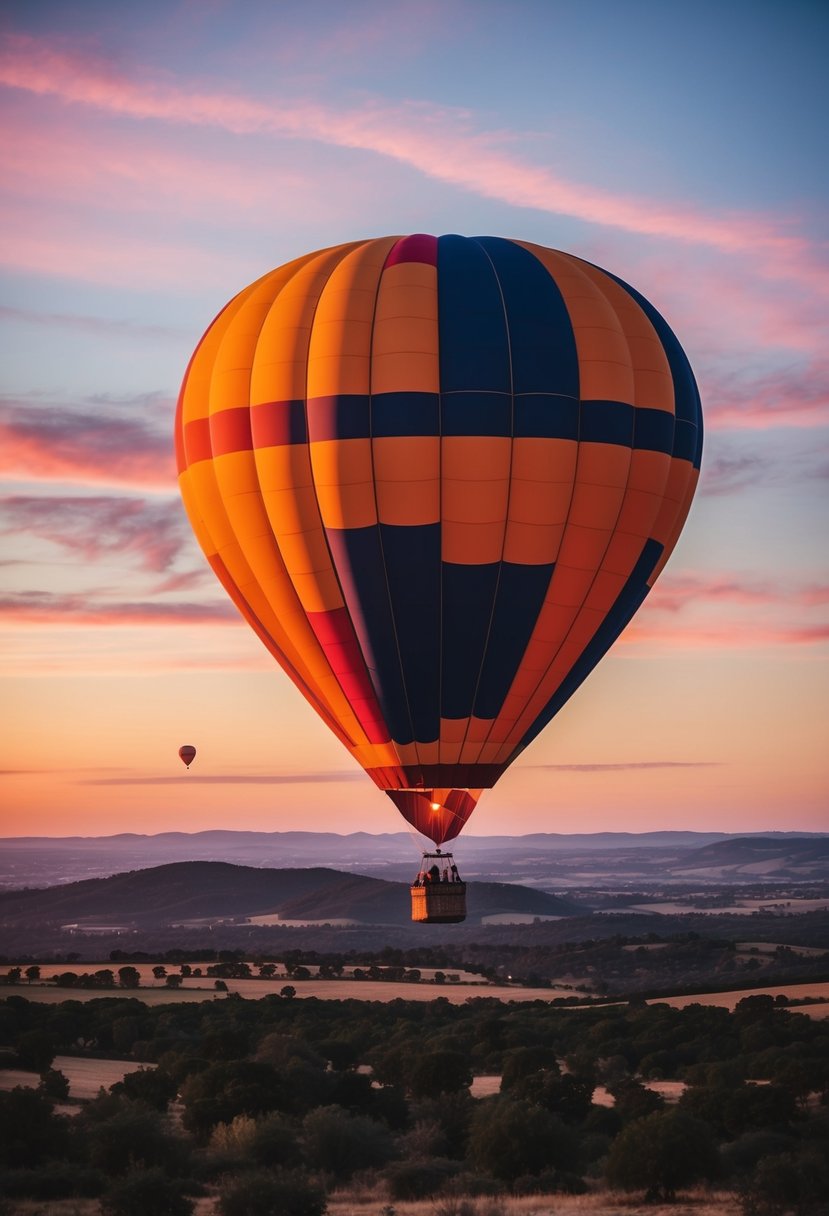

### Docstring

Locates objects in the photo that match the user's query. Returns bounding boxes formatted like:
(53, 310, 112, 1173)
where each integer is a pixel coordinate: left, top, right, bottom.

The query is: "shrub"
(101, 1168, 194, 1216)
(0, 1163, 106, 1199)
(384, 1156, 461, 1200)
(217, 1168, 326, 1216)
(84, 1101, 189, 1175)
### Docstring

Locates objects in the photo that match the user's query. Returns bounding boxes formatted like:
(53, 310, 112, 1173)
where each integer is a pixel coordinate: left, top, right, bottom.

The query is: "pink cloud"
(0, 112, 336, 221)
(0, 203, 250, 290)
(0, 396, 175, 489)
(701, 359, 829, 431)
(0, 591, 233, 626)
(1, 32, 824, 294)
(623, 622, 829, 649)
(0, 493, 190, 573)
(648, 574, 829, 614)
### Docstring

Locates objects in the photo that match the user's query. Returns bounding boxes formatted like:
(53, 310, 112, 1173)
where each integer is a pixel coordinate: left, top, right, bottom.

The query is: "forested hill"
(0, 861, 582, 928)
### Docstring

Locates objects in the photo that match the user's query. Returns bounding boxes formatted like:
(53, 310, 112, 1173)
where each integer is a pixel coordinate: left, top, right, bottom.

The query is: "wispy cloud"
(0, 493, 190, 572)
(0, 394, 175, 489)
(0, 304, 186, 342)
(527, 761, 721, 772)
(702, 358, 829, 431)
(648, 574, 829, 614)
(624, 622, 829, 649)
(699, 438, 828, 494)
(0, 591, 232, 626)
(81, 770, 364, 785)
(1, 32, 823, 292)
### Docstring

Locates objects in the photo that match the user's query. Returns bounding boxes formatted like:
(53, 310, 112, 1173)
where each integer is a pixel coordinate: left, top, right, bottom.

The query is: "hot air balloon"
(178, 745, 196, 770)
(175, 235, 702, 922)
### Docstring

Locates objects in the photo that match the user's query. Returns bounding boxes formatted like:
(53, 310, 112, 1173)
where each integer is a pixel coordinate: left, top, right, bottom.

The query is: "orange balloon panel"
(176, 235, 703, 844)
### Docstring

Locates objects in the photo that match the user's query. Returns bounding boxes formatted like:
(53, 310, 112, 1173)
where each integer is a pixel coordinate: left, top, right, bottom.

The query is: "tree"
(301, 1104, 395, 1181)
(101, 1168, 194, 1216)
(113, 1067, 178, 1111)
(165, 975, 183, 990)
(15, 1028, 56, 1073)
(0, 1086, 69, 1167)
(468, 1097, 578, 1184)
(406, 1049, 472, 1099)
(610, 1077, 665, 1124)
(39, 1067, 71, 1101)
(152, 966, 167, 983)
(117, 967, 141, 989)
(25, 965, 41, 984)
(605, 1108, 719, 1202)
(85, 1101, 188, 1175)
(179, 1060, 289, 1140)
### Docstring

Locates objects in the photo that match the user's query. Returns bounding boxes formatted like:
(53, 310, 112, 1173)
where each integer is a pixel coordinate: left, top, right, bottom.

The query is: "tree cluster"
(0, 989, 827, 1212)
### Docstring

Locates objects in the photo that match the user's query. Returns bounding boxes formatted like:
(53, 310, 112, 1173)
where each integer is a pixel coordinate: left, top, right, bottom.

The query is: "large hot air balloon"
(175, 235, 702, 863)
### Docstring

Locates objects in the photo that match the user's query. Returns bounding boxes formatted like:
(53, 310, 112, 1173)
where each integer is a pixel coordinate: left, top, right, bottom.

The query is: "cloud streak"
(0, 304, 186, 342)
(0, 493, 191, 573)
(526, 761, 721, 772)
(81, 771, 364, 785)
(0, 395, 175, 489)
(702, 358, 829, 432)
(648, 574, 829, 614)
(0, 591, 232, 627)
(1, 32, 823, 290)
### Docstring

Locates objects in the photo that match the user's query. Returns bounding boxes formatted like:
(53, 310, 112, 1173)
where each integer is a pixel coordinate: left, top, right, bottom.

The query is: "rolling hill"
(673, 836, 829, 879)
(0, 861, 582, 928)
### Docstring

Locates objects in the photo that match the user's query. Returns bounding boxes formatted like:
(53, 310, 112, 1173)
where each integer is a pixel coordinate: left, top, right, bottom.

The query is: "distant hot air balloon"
(175, 235, 702, 870)
(178, 745, 196, 770)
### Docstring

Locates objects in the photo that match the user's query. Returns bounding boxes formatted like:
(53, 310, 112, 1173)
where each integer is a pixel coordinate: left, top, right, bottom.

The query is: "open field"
(0, 1053, 153, 1100)
(629, 897, 829, 915)
(21, 961, 489, 984)
(2, 962, 571, 1005)
(326, 1193, 742, 1216)
(645, 980, 829, 1017)
(5, 973, 829, 1014)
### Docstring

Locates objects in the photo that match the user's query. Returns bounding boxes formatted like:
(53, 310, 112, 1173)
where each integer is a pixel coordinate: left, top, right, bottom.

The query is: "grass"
(326, 1189, 743, 1216)
(0, 1195, 744, 1216)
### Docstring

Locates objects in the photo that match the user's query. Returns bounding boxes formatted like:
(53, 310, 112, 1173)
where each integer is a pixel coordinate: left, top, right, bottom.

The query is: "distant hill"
(0, 861, 582, 928)
(674, 836, 829, 879)
(3, 828, 826, 891)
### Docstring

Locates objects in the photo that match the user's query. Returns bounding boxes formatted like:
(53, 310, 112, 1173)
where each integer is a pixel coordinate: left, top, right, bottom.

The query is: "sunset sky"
(1, 0, 827, 842)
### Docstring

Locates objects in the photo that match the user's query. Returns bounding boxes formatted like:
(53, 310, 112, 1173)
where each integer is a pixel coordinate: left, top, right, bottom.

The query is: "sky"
(1, 0, 827, 842)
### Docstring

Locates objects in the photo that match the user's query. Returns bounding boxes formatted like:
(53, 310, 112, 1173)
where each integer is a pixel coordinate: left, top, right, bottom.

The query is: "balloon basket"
(410, 850, 466, 924)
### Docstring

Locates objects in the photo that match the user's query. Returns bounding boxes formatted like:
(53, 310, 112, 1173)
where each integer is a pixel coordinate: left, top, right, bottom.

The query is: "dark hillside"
(0, 861, 581, 928)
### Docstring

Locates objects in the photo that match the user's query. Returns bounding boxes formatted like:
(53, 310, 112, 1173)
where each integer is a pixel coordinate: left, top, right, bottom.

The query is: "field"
(6, 970, 829, 1014)
(4, 960, 572, 1005)
(0, 1053, 150, 1102)
(0, 1191, 745, 1216)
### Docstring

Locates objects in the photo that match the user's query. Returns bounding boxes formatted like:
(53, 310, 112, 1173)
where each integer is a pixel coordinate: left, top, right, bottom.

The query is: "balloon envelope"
(178, 745, 196, 769)
(175, 235, 702, 843)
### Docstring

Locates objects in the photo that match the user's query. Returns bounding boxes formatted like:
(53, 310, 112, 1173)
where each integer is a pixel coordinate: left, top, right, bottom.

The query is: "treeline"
(3, 927, 828, 1000)
(1, 989, 829, 1213)
(3, 905, 828, 962)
